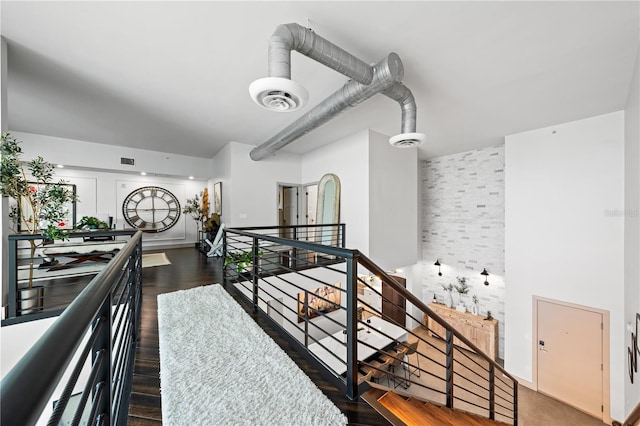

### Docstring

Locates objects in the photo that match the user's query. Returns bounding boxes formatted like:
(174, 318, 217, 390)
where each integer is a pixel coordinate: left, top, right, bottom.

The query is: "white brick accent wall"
(421, 145, 505, 359)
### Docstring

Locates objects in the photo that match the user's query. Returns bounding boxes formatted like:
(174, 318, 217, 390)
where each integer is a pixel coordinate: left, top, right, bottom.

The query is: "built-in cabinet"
(424, 303, 499, 361)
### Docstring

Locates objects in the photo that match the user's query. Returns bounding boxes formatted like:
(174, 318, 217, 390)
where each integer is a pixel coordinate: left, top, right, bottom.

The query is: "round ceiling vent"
(249, 77, 309, 112)
(389, 132, 426, 148)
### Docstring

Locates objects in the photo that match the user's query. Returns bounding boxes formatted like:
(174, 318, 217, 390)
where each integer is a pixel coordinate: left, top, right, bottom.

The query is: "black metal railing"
(224, 225, 518, 424)
(5, 230, 137, 324)
(0, 231, 143, 426)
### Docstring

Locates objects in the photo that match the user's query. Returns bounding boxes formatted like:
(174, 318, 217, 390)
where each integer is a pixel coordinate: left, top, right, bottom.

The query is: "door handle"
(539, 340, 547, 352)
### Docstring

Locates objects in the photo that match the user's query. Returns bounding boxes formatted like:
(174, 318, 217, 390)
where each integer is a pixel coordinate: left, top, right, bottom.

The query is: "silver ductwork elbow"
(383, 83, 426, 148)
(249, 23, 374, 112)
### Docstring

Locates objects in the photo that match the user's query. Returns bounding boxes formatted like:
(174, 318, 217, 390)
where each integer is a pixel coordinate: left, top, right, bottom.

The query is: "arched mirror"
(316, 173, 341, 246)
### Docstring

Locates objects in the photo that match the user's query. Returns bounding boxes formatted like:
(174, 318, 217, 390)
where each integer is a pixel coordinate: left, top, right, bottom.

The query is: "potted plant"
(441, 283, 454, 308)
(183, 191, 204, 246)
(75, 215, 109, 231)
(1, 133, 77, 313)
(224, 249, 263, 276)
(454, 276, 470, 312)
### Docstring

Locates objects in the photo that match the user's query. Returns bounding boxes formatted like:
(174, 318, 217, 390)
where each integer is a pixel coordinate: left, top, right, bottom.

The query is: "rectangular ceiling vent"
(120, 157, 135, 166)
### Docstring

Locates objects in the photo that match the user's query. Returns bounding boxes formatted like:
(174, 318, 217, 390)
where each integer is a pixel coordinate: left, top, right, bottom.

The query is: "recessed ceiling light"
(188, 176, 194, 180)
(57, 164, 64, 168)
(140, 172, 147, 176)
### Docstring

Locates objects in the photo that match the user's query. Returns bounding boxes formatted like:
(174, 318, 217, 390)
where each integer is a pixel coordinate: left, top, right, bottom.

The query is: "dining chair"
(381, 346, 409, 389)
(360, 359, 391, 387)
(402, 340, 421, 378)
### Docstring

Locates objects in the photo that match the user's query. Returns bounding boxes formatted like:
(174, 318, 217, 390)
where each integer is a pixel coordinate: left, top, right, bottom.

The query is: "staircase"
(364, 388, 508, 426)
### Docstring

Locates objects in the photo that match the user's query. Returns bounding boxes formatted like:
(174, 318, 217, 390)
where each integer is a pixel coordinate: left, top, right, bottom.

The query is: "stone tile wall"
(421, 145, 505, 358)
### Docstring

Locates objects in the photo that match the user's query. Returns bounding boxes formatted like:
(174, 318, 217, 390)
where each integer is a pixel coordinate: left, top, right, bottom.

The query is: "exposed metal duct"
(268, 23, 373, 85)
(249, 23, 425, 160)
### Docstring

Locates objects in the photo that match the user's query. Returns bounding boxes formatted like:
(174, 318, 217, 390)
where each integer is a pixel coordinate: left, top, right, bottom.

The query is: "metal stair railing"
(0, 231, 143, 426)
(224, 225, 518, 425)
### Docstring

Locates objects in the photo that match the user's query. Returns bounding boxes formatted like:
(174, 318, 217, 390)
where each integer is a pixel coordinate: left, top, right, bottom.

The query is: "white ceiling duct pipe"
(249, 23, 374, 112)
(250, 53, 403, 161)
(383, 83, 427, 148)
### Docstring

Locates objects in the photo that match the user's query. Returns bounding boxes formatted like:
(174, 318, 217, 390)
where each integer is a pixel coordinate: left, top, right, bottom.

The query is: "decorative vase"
(471, 303, 478, 316)
(19, 286, 44, 315)
(456, 303, 466, 313)
(445, 291, 453, 308)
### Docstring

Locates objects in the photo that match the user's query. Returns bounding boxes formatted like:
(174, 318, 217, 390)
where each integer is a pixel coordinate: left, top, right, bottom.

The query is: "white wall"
(302, 129, 370, 253)
(301, 129, 419, 270)
(3, 132, 209, 248)
(421, 145, 506, 358)
(505, 111, 625, 419)
(12, 132, 212, 179)
(210, 142, 232, 225)
(624, 45, 640, 417)
(223, 142, 301, 228)
(369, 130, 419, 270)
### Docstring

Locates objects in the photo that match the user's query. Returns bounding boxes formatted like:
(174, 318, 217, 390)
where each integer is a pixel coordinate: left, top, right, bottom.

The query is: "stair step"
(378, 391, 509, 426)
(420, 402, 458, 426)
(378, 392, 442, 426)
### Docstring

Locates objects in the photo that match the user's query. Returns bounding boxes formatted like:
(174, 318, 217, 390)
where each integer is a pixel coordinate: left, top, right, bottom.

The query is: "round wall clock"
(122, 186, 181, 232)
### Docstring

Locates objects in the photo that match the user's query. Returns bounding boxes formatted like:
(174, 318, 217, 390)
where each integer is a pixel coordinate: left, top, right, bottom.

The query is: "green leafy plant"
(75, 216, 109, 230)
(1, 133, 77, 287)
(454, 276, 469, 295)
(183, 191, 205, 233)
(224, 250, 263, 274)
(441, 283, 453, 292)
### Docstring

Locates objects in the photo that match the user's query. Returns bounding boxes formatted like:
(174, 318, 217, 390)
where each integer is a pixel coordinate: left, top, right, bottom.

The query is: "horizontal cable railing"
(224, 225, 518, 424)
(0, 231, 143, 426)
(5, 230, 137, 324)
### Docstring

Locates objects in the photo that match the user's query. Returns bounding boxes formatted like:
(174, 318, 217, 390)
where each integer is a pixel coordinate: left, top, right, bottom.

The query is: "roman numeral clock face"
(122, 186, 181, 232)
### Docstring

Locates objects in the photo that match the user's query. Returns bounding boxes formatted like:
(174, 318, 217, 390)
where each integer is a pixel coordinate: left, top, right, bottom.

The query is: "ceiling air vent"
(121, 157, 135, 166)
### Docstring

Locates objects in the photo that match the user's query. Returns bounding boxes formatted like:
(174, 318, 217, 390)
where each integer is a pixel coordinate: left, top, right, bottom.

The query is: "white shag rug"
(141, 252, 171, 268)
(157, 284, 348, 426)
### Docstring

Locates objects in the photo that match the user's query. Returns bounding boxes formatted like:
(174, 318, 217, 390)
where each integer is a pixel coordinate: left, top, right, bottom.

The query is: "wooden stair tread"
(378, 392, 442, 426)
(377, 392, 508, 426)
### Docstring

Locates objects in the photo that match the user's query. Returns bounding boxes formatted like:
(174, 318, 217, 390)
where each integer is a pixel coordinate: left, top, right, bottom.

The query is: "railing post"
(252, 237, 259, 312)
(513, 380, 518, 426)
(445, 329, 454, 408)
(222, 231, 228, 283)
(345, 254, 359, 400)
(8, 237, 17, 318)
(93, 297, 112, 423)
(489, 363, 495, 420)
(341, 224, 346, 248)
(291, 227, 298, 269)
(303, 292, 309, 347)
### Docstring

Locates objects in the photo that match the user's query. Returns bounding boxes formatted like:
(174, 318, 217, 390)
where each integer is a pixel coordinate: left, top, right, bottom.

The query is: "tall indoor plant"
(183, 190, 205, 239)
(1, 133, 77, 289)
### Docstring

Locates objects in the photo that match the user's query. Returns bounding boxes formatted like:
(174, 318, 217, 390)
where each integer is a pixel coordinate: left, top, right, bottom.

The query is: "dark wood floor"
(127, 247, 389, 426)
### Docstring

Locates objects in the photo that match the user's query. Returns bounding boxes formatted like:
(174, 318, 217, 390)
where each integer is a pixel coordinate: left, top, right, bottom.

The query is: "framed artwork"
(17, 183, 76, 231)
(213, 182, 222, 216)
(297, 283, 341, 323)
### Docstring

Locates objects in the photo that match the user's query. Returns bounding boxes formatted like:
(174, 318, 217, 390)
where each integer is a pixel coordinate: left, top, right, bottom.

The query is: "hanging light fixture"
(481, 268, 490, 286)
(434, 260, 442, 276)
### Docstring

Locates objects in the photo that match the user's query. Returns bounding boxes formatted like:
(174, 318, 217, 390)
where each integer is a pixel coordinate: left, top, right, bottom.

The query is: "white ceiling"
(1, 1, 638, 160)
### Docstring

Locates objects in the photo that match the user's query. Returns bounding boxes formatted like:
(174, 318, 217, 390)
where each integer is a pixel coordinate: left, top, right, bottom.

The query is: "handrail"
(0, 231, 143, 426)
(6, 229, 139, 323)
(357, 252, 518, 384)
(224, 225, 518, 424)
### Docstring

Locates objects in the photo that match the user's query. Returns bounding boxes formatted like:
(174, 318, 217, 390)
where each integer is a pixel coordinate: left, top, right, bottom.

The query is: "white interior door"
(537, 299, 603, 419)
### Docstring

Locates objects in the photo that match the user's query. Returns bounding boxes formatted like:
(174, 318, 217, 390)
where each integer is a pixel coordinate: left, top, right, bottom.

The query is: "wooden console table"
(424, 303, 499, 361)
